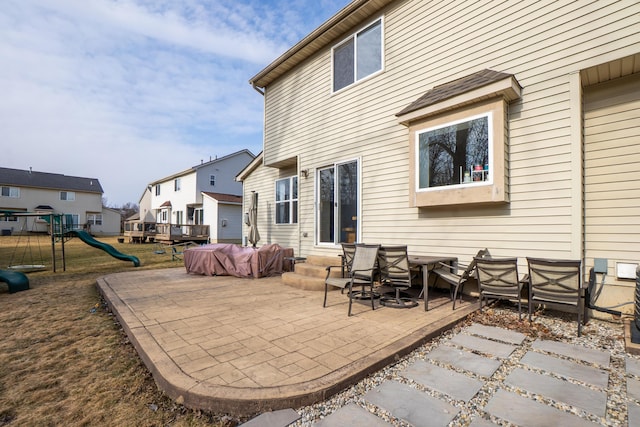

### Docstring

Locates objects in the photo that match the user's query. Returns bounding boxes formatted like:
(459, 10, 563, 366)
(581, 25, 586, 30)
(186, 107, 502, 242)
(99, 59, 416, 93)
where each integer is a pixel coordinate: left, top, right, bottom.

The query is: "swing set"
(3, 212, 69, 273)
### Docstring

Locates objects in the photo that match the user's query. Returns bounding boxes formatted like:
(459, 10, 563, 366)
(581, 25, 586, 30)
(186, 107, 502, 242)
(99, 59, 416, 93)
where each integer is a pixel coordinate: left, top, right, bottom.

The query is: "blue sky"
(0, 0, 347, 206)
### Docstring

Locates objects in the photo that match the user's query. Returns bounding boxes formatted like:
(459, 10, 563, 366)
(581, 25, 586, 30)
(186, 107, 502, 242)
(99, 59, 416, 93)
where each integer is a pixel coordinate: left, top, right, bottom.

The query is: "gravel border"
(292, 303, 633, 426)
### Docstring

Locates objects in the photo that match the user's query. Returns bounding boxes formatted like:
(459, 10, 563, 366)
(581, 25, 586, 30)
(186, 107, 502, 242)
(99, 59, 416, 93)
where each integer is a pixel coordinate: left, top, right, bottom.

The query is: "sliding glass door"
(317, 160, 359, 245)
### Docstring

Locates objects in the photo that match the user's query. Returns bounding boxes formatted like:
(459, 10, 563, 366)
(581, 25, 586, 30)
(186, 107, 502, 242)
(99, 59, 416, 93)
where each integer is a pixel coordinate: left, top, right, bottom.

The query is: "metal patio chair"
(476, 257, 523, 319)
(377, 246, 419, 309)
(527, 257, 584, 336)
(324, 244, 380, 316)
(432, 248, 491, 309)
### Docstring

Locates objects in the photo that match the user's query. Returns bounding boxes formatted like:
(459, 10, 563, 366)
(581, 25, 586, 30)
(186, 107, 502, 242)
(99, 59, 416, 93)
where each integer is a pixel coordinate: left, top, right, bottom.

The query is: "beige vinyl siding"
(259, 0, 640, 267)
(241, 163, 302, 253)
(584, 73, 640, 312)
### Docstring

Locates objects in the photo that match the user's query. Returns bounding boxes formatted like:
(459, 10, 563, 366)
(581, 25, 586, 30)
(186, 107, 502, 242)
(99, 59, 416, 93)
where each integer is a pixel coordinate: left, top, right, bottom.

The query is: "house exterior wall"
(149, 151, 254, 235)
(138, 187, 152, 222)
(195, 154, 252, 198)
(90, 207, 121, 236)
(241, 162, 299, 250)
(583, 72, 640, 310)
(247, 0, 640, 313)
(0, 186, 105, 233)
(202, 195, 243, 243)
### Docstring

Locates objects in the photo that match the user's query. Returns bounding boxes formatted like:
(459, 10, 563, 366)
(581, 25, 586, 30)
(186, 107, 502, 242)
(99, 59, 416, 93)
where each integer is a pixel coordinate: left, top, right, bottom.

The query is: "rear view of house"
(0, 167, 119, 236)
(135, 149, 255, 244)
(239, 0, 640, 314)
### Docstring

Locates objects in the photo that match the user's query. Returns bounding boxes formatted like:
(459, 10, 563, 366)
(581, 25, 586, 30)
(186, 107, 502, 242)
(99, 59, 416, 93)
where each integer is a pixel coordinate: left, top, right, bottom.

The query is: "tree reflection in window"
(418, 114, 490, 188)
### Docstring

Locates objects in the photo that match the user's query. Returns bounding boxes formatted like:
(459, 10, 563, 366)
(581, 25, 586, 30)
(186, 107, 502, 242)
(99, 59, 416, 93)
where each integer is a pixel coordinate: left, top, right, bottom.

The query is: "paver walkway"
(316, 323, 640, 426)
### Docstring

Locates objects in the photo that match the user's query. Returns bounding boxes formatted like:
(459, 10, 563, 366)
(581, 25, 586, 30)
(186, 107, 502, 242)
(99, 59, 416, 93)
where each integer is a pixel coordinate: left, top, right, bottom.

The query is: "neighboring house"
(0, 166, 120, 236)
(239, 0, 640, 313)
(145, 149, 255, 243)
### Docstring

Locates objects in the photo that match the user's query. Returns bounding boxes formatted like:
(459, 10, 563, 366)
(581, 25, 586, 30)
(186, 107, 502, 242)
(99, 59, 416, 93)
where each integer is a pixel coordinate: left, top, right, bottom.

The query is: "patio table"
(408, 255, 458, 311)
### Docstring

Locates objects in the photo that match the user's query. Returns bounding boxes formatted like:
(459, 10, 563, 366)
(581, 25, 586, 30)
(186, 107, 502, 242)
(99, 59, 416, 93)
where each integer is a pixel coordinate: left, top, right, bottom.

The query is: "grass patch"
(0, 235, 239, 426)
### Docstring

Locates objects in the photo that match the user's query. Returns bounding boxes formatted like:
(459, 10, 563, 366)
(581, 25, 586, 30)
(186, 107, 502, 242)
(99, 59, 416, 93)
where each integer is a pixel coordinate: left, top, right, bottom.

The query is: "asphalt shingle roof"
(397, 69, 515, 116)
(0, 167, 104, 193)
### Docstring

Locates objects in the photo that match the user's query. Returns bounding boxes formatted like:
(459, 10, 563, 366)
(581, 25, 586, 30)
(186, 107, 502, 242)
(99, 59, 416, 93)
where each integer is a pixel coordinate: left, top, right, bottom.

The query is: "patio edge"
(96, 273, 476, 416)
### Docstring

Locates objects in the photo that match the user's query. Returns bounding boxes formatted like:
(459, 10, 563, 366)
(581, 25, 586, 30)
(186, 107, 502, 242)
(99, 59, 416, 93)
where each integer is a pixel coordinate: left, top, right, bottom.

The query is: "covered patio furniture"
(183, 243, 292, 278)
(526, 257, 584, 336)
(475, 257, 523, 319)
(377, 246, 418, 309)
(324, 244, 380, 316)
(432, 248, 491, 309)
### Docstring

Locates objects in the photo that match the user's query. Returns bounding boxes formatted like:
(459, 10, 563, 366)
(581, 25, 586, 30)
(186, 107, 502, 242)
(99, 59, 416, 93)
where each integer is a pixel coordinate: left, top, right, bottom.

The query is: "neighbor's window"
(275, 176, 298, 224)
(87, 213, 102, 225)
(60, 191, 75, 201)
(332, 18, 383, 92)
(417, 113, 492, 190)
(174, 178, 181, 191)
(155, 185, 160, 196)
(209, 175, 216, 186)
(175, 210, 183, 225)
(161, 210, 168, 222)
(1, 186, 20, 198)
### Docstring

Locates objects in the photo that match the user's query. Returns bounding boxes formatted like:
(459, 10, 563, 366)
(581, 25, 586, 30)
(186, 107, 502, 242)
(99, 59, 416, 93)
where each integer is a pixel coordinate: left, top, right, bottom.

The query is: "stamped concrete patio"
(96, 268, 475, 416)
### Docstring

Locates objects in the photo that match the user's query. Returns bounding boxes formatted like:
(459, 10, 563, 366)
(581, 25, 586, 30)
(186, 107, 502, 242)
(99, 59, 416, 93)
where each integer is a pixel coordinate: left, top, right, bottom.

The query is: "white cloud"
(0, 0, 346, 206)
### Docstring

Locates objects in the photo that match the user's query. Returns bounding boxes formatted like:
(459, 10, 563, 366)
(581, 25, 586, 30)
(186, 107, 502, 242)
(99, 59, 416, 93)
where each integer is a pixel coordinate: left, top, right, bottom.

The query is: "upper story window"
(210, 175, 216, 186)
(275, 176, 298, 224)
(332, 18, 383, 92)
(174, 178, 181, 191)
(155, 185, 160, 196)
(417, 113, 492, 189)
(1, 186, 20, 198)
(60, 191, 75, 201)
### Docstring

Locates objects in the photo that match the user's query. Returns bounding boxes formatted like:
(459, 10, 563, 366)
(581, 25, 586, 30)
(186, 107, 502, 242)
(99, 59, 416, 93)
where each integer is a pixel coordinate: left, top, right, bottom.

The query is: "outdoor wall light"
(300, 169, 309, 178)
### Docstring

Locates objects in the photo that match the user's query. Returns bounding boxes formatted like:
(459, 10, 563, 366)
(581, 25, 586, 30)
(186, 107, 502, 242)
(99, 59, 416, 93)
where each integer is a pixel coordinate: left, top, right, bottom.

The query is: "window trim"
(408, 98, 508, 207)
(174, 178, 181, 192)
(87, 213, 103, 225)
(331, 17, 384, 94)
(60, 191, 76, 201)
(274, 176, 298, 225)
(415, 111, 494, 192)
(1, 186, 20, 198)
(209, 175, 216, 186)
(155, 185, 160, 196)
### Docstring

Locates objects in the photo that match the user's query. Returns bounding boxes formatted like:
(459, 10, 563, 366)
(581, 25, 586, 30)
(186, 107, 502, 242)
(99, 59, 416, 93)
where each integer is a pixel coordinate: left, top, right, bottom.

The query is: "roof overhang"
(397, 70, 522, 126)
(249, 0, 395, 89)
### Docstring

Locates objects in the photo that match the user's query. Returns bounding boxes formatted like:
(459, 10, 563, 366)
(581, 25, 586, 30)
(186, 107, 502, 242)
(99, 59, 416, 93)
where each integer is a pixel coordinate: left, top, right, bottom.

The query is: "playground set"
(0, 211, 139, 293)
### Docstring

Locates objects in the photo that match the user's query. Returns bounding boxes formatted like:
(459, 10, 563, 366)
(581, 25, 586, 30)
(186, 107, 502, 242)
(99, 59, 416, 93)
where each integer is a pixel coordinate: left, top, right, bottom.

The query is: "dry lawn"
(0, 235, 238, 426)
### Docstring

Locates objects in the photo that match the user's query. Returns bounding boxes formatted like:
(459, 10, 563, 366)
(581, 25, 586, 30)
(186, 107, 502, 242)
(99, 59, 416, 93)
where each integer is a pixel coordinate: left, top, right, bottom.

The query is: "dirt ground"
(0, 235, 240, 426)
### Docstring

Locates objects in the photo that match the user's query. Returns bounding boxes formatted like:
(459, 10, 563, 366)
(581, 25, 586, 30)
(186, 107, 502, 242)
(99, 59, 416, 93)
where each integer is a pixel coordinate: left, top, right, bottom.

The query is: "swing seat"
(0, 269, 30, 293)
(7, 264, 46, 273)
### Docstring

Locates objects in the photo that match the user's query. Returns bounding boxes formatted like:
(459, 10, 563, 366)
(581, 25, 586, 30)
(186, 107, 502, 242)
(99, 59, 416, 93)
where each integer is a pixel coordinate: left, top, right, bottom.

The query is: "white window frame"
(87, 213, 103, 225)
(331, 17, 384, 93)
(315, 158, 361, 246)
(60, 191, 76, 201)
(155, 185, 160, 196)
(209, 175, 216, 186)
(174, 178, 181, 191)
(1, 186, 20, 198)
(415, 112, 494, 192)
(275, 176, 298, 225)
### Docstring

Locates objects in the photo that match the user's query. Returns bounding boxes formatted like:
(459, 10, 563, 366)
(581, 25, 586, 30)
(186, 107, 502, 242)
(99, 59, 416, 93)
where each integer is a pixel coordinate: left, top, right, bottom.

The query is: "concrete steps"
(282, 254, 344, 291)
